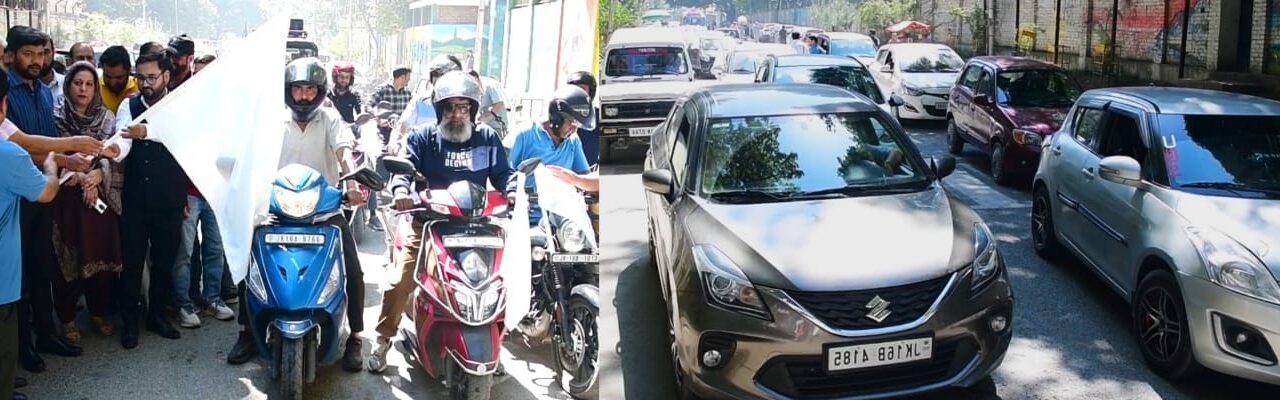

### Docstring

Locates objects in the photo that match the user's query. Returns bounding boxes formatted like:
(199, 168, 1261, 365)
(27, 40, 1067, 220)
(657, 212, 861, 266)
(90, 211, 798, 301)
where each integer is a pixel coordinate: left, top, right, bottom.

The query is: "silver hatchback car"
(1033, 87, 1280, 385)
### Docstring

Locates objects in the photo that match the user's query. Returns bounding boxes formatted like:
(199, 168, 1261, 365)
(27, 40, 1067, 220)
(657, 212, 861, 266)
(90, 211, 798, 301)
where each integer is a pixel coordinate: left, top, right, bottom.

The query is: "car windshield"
(774, 66, 885, 104)
(996, 70, 1080, 107)
(727, 53, 762, 73)
(1156, 114, 1280, 198)
(605, 47, 689, 77)
(898, 48, 964, 73)
(829, 39, 877, 57)
(699, 113, 929, 201)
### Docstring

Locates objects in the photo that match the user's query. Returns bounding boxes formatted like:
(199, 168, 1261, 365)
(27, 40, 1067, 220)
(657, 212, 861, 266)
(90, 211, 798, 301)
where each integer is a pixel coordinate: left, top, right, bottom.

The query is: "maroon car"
(946, 56, 1081, 185)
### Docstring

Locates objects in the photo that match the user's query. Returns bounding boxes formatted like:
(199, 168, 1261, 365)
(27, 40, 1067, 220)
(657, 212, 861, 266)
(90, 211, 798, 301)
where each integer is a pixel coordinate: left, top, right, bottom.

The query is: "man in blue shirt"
(0, 70, 62, 400)
(5, 26, 84, 372)
(507, 85, 595, 225)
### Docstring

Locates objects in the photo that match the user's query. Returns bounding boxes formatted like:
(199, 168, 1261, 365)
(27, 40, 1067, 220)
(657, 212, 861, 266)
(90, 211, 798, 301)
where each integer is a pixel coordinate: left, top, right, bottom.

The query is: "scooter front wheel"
(447, 361, 493, 400)
(278, 337, 305, 400)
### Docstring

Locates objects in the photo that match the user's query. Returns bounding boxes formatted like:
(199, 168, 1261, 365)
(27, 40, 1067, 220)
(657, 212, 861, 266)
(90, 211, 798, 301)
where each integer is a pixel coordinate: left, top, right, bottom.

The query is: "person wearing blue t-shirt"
(507, 85, 598, 224)
(0, 73, 63, 400)
(565, 71, 600, 166)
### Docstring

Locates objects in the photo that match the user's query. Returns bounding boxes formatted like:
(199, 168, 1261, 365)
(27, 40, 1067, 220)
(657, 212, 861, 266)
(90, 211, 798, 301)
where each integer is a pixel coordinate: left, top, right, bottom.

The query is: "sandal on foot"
(62, 322, 81, 344)
(91, 317, 114, 336)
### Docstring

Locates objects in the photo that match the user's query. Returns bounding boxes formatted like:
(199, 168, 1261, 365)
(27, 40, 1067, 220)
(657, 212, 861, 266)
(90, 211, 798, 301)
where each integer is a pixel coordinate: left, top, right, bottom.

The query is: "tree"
(853, 0, 917, 32)
(811, 0, 858, 31)
(362, 0, 409, 70)
(600, 0, 642, 58)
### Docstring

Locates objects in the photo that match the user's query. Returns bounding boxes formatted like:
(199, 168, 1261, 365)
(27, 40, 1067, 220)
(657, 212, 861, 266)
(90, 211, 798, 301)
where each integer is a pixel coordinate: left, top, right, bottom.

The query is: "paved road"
(20, 230, 569, 400)
(599, 121, 1280, 400)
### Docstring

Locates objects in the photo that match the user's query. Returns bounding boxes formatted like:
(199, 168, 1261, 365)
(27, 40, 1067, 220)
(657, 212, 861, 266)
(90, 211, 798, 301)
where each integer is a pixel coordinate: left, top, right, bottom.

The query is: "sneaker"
(178, 307, 202, 328)
(366, 336, 392, 373)
(206, 301, 235, 321)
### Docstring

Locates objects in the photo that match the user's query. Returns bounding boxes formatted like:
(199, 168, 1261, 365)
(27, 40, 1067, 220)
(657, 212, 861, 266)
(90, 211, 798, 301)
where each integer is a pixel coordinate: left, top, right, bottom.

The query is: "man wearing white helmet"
(367, 70, 516, 373)
(389, 54, 462, 154)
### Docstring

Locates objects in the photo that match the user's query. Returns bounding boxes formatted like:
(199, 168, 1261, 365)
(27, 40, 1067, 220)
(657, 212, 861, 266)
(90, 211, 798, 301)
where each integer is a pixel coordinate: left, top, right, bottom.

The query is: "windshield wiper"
(794, 182, 926, 198)
(1181, 181, 1280, 197)
(706, 189, 797, 202)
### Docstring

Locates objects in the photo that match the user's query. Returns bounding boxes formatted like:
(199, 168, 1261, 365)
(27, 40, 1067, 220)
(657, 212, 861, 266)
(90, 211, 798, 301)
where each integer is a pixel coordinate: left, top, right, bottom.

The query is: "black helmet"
(428, 54, 462, 84)
(566, 71, 597, 100)
(285, 57, 328, 121)
(431, 70, 482, 123)
(547, 85, 596, 131)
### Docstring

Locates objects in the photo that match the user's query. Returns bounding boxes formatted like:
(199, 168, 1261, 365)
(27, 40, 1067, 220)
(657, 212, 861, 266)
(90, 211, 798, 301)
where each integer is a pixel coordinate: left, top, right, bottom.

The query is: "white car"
(823, 32, 879, 66)
(868, 43, 965, 120)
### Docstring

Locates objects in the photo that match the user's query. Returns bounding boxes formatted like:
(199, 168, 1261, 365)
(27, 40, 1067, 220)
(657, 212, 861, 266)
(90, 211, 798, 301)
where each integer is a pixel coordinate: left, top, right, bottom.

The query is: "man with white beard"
(367, 70, 516, 373)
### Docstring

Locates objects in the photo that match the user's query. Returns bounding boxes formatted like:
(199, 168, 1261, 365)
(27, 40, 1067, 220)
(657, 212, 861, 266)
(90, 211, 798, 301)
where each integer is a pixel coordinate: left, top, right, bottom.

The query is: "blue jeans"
(173, 195, 225, 308)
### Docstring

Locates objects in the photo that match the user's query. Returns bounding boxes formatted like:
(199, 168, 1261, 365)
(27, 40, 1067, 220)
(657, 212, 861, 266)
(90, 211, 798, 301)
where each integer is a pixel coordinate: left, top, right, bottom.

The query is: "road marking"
(943, 164, 1030, 210)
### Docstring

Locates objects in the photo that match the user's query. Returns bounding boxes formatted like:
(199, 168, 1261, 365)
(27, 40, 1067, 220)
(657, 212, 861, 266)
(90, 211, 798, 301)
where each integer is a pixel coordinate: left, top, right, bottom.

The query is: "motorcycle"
(245, 162, 384, 400)
(517, 159, 599, 399)
(379, 156, 539, 400)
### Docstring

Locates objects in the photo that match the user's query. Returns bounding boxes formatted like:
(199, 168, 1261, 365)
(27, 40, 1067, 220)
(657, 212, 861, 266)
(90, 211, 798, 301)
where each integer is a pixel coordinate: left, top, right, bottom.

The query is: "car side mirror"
(1098, 156, 1142, 187)
(382, 156, 416, 176)
(881, 65, 893, 73)
(889, 94, 905, 107)
(973, 94, 992, 106)
(931, 155, 956, 179)
(642, 169, 674, 195)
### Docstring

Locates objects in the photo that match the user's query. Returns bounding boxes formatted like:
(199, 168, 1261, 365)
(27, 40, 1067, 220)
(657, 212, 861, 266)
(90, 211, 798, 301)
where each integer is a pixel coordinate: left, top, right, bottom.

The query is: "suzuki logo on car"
(865, 296, 892, 323)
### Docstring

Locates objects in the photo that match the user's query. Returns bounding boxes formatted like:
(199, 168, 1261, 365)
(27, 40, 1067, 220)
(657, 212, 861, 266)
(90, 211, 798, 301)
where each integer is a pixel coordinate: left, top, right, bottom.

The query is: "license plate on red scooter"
(443, 236, 504, 248)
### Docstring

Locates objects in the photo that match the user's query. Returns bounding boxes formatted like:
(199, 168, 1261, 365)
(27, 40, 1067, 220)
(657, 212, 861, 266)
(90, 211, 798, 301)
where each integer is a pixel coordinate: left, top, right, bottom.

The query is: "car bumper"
(1180, 273, 1280, 385)
(600, 121, 660, 148)
(676, 267, 1014, 399)
(1002, 141, 1043, 176)
(897, 93, 949, 120)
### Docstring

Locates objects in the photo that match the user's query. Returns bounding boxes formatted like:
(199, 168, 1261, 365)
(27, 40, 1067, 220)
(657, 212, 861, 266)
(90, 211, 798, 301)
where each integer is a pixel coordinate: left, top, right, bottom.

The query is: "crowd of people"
(0, 23, 601, 400)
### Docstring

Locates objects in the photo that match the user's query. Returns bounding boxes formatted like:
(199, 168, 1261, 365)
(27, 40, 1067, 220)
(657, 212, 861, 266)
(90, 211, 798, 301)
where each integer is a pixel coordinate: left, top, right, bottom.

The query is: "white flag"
(134, 15, 289, 282)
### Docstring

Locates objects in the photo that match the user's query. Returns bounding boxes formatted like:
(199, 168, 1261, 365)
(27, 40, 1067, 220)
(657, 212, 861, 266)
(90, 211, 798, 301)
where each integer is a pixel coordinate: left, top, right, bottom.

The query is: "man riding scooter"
(367, 70, 518, 373)
(226, 57, 369, 372)
(506, 85, 597, 226)
(389, 54, 463, 155)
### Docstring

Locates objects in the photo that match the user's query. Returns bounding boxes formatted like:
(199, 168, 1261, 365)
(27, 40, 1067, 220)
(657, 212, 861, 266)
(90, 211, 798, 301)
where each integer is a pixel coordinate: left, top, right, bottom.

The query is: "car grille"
(604, 101, 675, 120)
(755, 337, 976, 399)
(785, 274, 951, 330)
(923, 104, 948, 116)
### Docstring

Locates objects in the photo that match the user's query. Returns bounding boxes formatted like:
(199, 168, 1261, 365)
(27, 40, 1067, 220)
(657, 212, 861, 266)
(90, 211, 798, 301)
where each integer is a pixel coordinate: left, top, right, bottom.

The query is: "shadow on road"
(612, 248, 680, 399)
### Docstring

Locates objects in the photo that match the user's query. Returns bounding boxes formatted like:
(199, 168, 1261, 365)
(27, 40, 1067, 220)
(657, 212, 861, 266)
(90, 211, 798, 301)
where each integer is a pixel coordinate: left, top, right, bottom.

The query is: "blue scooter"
(244, 163, 384, 400)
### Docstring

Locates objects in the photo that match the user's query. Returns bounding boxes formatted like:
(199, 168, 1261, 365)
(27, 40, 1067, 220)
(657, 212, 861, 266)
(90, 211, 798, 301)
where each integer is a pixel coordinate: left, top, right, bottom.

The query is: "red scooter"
(379, 156, 536, 400)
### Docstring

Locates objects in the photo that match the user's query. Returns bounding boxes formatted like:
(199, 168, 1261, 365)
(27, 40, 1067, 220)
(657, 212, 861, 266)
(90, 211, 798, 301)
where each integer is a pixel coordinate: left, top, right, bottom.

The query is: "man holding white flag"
(108, 52, 187, 349)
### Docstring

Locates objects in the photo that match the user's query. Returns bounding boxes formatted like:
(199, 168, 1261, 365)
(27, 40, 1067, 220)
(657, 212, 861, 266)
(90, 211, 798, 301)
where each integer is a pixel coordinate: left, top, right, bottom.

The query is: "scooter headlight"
(450, 281, 503, 325)
(557, 220, 588, 253)
(460, 250, 490, 284)
(248, 257, 269, 302)
(273, 186, 321, 218)
(317, 262, 343, 305)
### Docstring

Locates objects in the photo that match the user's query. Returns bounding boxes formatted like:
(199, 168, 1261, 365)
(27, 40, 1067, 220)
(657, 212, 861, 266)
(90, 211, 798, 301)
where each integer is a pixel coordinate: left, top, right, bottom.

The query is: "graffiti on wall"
(1087, 0, 1210, 66)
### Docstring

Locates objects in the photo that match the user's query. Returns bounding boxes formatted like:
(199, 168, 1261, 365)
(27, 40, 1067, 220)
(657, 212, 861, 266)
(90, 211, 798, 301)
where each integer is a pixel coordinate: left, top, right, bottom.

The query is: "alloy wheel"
(1139, 286, 1183, 363)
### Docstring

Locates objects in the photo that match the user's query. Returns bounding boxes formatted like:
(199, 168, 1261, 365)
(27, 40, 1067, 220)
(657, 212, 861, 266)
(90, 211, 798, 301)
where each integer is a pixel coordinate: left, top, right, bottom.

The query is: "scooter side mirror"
(340, 166, 386, 191)
(383, 156, 416, 176)
(517, 157, 542, 174)
(377, 100, 393, 110)
(354, 113, 374, 125)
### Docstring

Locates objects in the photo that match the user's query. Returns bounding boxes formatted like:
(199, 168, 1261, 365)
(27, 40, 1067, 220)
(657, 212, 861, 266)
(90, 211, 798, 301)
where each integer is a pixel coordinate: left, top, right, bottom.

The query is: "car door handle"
(1081, 167, 1095, 178)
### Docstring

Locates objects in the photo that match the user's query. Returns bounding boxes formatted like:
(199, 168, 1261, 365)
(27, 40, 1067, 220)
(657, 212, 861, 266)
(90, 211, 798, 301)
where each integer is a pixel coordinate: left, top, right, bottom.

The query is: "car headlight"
(972, 222, 1001, 290)
(1012, 129, 1043, 146)
(1186, 226, 1280, 305)
(248, 257, 269, 302)
(692, 244, 771, 320)
(604, 106, 619, 117)
(273, 186, 321, 218)
(557, 220, 588, 253)
(460, 250, 491, 285)
(317, 262, 343, 305)
(901, 83, 925, 97)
